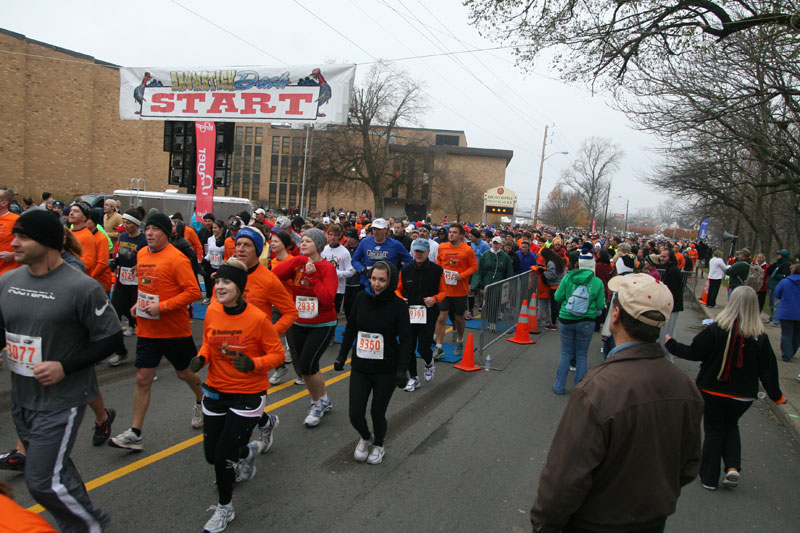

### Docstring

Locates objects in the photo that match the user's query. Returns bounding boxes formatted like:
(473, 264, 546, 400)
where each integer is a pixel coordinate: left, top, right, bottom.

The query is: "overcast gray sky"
(1, 0, 661, 216)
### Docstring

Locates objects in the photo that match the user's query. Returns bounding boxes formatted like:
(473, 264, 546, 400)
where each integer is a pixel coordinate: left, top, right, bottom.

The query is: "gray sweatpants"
(12, 403, 109, 533)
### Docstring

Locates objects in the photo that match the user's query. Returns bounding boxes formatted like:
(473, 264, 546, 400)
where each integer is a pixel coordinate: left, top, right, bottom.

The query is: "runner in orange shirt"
(87, 212, 112, 292)
(0, 188, 21, 278)
(189, 258, 285, 533)
(223, 219, 242, 261)
(435, 224, 478, 357)
(67, 202, 97, 274)
(108, 213, 203, 451)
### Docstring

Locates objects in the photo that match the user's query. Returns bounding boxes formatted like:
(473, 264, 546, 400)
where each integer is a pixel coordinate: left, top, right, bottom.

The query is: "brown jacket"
(531, 343, 703, 532)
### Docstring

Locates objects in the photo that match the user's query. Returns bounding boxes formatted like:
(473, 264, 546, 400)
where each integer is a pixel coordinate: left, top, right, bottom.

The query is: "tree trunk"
(372, 189, 385, 218)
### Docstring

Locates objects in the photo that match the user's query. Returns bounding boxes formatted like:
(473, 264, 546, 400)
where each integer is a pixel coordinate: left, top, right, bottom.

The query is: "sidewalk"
(693, 277, 800, 444)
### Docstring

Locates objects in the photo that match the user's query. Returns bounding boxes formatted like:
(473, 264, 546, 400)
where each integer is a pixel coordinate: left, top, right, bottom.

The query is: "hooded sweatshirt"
(337, 262, 412, 376)
(351, 236, 413, 286)
(774, 274, 800, 320)
(553, 268, 605, 322)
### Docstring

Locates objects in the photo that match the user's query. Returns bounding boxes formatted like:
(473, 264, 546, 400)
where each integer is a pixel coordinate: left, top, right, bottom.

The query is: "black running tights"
(348, 370, 396, 447)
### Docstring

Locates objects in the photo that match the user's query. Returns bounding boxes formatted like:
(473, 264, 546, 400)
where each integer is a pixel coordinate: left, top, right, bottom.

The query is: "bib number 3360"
(356, 332, 384, 360)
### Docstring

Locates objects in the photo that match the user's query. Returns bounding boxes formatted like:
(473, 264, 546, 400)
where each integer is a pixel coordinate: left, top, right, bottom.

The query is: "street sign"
(484, 186, 516, 216)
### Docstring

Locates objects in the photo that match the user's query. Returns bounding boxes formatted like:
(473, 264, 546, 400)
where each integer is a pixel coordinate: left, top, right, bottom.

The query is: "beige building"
(2, 29, 512, 221)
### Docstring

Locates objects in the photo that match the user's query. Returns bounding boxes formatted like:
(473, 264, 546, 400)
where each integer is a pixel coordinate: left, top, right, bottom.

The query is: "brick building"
(2, 29, 512, 221)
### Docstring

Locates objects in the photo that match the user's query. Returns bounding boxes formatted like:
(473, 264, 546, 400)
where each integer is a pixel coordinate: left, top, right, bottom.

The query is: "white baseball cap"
(371, 218, 389, 229)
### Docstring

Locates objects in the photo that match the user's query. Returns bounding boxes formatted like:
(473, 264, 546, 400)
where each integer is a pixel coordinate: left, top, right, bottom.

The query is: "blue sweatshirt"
(516, 250, 537, 275)
(774, 274, 800, 320)
(470, 239, 490, 261)
(351, 236, 413, 286)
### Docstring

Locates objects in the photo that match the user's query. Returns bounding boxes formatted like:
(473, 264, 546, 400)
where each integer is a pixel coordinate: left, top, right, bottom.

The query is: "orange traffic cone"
(454, 333, 480, 372)
(527, 298, 540, 336)
(698, 278, 710, 305)
(508, 300, 535, 345)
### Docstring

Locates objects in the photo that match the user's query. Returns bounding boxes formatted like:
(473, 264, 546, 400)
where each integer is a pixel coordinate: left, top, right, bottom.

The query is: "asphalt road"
(2, 307, 799, 532)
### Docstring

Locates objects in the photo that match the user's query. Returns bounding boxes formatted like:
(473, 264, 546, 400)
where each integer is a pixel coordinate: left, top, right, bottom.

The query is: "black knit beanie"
(13, 210, 64, 251)
(145, 213, 172, 237)
(216, 262, 248, 295)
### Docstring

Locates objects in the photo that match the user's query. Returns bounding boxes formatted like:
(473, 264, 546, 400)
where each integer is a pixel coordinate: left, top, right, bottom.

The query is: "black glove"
(395, 373, 407, 389)
(107, 258, 116, 270)
(333, 356, 346, 371)
(189, 356, 206, 373)
(231, 354, 255, 373)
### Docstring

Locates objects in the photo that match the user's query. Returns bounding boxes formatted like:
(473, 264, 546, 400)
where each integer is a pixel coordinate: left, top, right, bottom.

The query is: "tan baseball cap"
(608, 273, 673, 327)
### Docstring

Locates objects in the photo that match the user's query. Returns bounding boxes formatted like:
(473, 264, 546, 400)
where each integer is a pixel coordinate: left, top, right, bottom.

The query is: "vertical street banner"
(119, 65, 356, 124)
(591, 219, 596, 234)
(698, 217, 710, 240)
(195, 122, 215, 220)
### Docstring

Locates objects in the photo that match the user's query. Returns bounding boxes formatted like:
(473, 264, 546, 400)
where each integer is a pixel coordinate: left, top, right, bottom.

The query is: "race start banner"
(195, 122, 216, 220)
(120, 64, 356, 124)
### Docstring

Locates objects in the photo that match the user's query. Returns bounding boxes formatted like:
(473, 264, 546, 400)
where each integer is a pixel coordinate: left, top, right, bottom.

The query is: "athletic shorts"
(438, 296, 468, 316)
(136, 336, 197, 370)
(201, 385, 267, 418)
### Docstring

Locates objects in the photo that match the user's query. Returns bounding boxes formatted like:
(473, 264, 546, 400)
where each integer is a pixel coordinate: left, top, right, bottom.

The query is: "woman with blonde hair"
(665, 286, 785, 490)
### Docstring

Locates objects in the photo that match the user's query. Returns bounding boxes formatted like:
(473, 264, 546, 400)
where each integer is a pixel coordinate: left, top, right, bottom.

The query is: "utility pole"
(532, 125, 548, 229)
(623, 199, 629, 235)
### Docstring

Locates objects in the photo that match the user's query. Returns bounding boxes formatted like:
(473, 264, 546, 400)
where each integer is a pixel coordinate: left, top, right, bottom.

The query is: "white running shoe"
(319, 394, 332, 413)
(255, 414, 279, 453)
(108, 428, 143, 451)
(192, 403, 203, 429)
(304, 401, 324, 427)
(269, 365, 289, 385)
(723, 469, 740, 488)
(424, 361, 435, 382)
(122, 326, 134, 337)
(201, 297, 211, 305)
(404, 377, 420, 392)
(294, 377, 305, 385)
(354, 438, 370, 462)
(203, 503, 235, 533)
(366, 445, 385, 465)
(107, 353, 127, 366)
(235, 441, 265, 482)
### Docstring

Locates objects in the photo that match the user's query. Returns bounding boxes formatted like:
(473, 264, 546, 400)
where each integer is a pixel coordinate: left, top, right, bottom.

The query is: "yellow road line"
(27, 323, 463, 513)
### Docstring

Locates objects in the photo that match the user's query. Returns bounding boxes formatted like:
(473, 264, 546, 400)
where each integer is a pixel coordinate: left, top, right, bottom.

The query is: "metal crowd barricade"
(479, 270, 532, 364)
(656, 269, 691, 292)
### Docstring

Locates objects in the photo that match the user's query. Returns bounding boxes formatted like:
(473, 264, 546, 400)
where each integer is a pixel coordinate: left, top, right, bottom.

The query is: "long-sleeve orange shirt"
(136, 243, 202, 338)
(72, 226, 97, 274)
(91, 229, 112, 291)
(198, 301, 285, 394)
(436, 241, 478, 297)
(0, 211, 21, 277)
(185, 226, 204, 261)
(223, 237, 236, 261)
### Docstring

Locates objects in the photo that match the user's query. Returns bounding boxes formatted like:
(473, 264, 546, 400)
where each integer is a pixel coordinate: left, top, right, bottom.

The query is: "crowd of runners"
(1, 188, 799, 532)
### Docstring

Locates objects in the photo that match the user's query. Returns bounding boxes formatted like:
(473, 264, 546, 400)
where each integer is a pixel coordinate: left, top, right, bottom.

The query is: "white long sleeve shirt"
(321, 244, 355, 294)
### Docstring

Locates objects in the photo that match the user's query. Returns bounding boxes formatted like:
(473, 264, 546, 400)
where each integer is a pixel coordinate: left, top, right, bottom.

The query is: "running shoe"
(255, 414, 279, 453)
(92, 408, 116, 446)
(108, 428, 143, 451)
(122, 326, 134, 337)
(433, 346, 444, 360)
(366, 445, 385, 465)
(404, 377, 420, 392)
(354, 438, 370, 462)
(722, 468, 740, 488)
(454, 339, 464, 357)
(235, 441, 265, 482)
(269, 365, 289, 385)
(424, 361, 435, 382)
(203, 503, 235, 533)
(192, 403, 203, 429)
(201, 297, 211, 305)
(569, 366, 576, 373)
(0, 449, 26, 471)
(294, 377, 305, 385)
(464, 311, 473, 320)
(304, 398, 330, 427)
(107, 353, 127, 366)
(701, 483, 717, 491)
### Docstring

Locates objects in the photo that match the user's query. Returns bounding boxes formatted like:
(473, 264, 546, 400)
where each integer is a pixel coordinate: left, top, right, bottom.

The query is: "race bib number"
(119, 266, 137, 285)
(356, 332, 384, 360)
(409, 305, 427, 324)
(296, 296, 319, 319)
(136, 291, 159, 319)
(209, 253, 223, 269)
(5, 332, 43, 377)
(444, 270, 459, 286)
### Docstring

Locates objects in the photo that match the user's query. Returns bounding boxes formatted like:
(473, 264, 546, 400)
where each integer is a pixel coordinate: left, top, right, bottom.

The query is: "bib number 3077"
(356, 332, 384, 360)
(5, 332, 43, 377)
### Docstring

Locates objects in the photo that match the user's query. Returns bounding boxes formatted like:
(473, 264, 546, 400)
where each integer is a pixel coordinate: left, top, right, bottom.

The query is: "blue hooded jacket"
(351, 236, 412, 286)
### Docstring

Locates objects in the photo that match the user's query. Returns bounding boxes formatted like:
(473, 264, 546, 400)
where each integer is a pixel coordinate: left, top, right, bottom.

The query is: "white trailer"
(113, 189, 253, 222)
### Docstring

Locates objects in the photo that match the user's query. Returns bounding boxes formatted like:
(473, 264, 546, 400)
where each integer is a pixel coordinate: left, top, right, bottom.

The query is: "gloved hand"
(333, 356, 346, 371)
(395, 373, 407, 389)
(231, 354, 255, 373)
(189, 356, 206, 373)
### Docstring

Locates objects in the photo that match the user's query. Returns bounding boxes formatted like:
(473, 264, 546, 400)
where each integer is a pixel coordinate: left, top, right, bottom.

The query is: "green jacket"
(725, 259, 751, 290)
(554, 268, 606, 321)
(471, 250, 514, 290)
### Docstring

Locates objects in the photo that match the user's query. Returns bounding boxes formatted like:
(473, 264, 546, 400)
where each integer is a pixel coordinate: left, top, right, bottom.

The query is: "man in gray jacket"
(531, 274, 703, 533)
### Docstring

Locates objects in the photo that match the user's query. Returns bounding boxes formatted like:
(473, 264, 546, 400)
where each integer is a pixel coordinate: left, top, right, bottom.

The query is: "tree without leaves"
(465, 0, 800, 84)
(539, 184, 589, 230)
(432, 169, 483, 223)
(313, 63, 428, 216)
(562, 137, 623, 225)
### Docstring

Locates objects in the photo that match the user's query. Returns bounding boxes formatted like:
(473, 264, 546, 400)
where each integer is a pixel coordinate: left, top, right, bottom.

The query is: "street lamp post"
(532, 125, 568, 228)
(623, 198, 629, 235)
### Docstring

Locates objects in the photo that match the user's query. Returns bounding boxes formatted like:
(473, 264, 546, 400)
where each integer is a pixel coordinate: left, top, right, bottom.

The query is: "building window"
(255, 127, 263, 145)
(271, 136, 280, 154)
(269, 183, 277, 207)
(282, 137, 290, 154)
(435, 134, 459, 146)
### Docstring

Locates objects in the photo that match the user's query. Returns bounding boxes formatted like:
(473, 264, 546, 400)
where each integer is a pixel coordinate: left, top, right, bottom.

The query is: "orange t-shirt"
(436, 241, 478, 297)
(135, 243, 202, 338)
(91, 230, 112, 292)
(72, 226, 97, 274)
(185, 226, 203, 261)
(687, 248, 698, 260)
(199, 301, 285, 394)
(223, 237, 236, 261)
(0, 211, 21, 277)
(675, 252, 685, 271)
(0, 494, 57, 532)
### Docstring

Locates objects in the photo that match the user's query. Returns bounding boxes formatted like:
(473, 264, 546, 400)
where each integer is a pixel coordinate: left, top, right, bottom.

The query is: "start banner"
(120, 64, 356, 124)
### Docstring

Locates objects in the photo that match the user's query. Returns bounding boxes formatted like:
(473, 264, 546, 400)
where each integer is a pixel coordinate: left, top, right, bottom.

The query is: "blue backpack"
(565, 283, 591, 316)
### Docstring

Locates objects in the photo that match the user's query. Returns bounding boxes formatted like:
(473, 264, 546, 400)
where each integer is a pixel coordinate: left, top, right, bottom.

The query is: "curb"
(693, 283, 800, 446)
